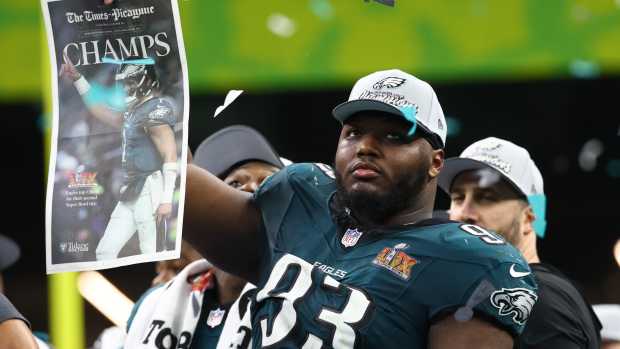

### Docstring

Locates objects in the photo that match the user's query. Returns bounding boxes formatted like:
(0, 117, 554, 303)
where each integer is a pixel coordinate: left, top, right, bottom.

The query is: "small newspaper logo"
(67, 170, 98, 188)
(60, 242, 89, 253)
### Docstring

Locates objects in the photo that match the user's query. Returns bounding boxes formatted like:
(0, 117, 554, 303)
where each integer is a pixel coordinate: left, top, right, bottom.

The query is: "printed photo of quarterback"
(60, 55, 178, 261)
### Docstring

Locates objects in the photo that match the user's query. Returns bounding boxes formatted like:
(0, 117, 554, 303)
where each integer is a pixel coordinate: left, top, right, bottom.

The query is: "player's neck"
(379, 193, 435, 228)
(387, 183, 436, 227)
(520, 233, 541, 264)
(384, 207, 433, 227)
(216, 277, 246, 305)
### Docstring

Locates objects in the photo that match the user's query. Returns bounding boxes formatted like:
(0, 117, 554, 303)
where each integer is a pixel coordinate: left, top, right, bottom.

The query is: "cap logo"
(358, 90, 413, 109)
(372, 77, 406, 89)
(437, 118, 443, 130)
(477, 141, 503, 152)
(470, 153, 512, 174)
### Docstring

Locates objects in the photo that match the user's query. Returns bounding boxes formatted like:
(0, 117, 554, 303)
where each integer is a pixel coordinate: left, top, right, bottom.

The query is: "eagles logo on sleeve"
(148, 103, 172, 120)
(490, 288, 538, 325)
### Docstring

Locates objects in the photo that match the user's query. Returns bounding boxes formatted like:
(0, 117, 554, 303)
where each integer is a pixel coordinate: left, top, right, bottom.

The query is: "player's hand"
(104, 0, 114, 4)
(156, 203, 173, 224)
(59, 52, 81, 81)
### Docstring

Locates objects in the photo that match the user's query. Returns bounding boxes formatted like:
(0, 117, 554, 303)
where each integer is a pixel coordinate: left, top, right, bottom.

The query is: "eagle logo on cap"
(373, 77, 406, 89)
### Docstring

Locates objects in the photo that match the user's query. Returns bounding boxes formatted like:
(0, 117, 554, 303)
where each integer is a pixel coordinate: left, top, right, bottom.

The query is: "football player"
(439, 137, 602, 348)
(184, 69, 538, 348)
(60, 55, 178, 260)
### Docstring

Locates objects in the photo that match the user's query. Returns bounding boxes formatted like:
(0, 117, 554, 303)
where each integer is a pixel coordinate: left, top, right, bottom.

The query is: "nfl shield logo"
(341, 228, 363, 247)
(206, 308, 226, 328)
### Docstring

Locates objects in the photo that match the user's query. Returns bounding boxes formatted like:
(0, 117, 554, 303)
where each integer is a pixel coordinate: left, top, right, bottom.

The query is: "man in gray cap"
(0, 234, 38, 349)
(439, 137, 601, 348)
(184, 69, 538, 348)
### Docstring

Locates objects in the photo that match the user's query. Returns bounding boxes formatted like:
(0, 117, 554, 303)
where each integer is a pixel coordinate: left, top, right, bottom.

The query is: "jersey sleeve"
(413, 223, 539, 337)
(428, 258, 538, 337)
(471, 262, 538, 336)
(252, 165, 295, 249)
(143, 99, 176, 128)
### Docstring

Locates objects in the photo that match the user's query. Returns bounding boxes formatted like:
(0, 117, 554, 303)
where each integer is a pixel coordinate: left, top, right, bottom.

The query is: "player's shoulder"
(140, 97, 175, 123)
(410, 220, 528, 268)
(258, 163, 335, 193)
(286, 162, 336, 185)
(154, 96, 175, 110)
(530, 264, 588, 306)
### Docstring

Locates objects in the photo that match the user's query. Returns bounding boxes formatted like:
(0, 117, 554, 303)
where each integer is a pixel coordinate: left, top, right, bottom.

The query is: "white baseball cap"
(438, 137, 548, 237)
(438, 137, 544, 197)
(593, 304, 620, 342)
(332, 69, 447, 148)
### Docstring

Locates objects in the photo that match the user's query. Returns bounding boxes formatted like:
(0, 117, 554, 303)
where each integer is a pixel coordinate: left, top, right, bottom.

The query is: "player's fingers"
(104, 0, 114, 5)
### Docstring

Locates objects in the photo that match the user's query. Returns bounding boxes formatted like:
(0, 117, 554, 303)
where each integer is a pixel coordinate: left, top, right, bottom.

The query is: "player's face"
(334, 112, 433, 223)
(122, 78, 139, 96)
(449, 169, 528, 246)
(223, 161, 280, 194)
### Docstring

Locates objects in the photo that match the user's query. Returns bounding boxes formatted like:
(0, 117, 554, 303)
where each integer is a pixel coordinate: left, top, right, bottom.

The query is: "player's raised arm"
(184, 164, 263, 282)
(60, 52, 123, 128)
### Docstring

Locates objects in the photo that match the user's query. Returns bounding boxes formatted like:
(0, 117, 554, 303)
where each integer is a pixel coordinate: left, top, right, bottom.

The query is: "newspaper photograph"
(42, 0, 189, 273)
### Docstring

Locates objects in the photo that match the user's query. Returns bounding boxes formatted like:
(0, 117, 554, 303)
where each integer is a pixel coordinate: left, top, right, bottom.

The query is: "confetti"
(214, 90, 243, 118)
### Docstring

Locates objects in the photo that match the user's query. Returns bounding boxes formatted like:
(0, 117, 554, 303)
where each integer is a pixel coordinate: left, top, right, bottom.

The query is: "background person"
(0, 234, 42, 349)
(439, 136, 602, 348)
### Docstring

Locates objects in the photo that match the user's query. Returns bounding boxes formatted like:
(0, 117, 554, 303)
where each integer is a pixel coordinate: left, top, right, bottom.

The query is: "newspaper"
(41, 0, 189, 273)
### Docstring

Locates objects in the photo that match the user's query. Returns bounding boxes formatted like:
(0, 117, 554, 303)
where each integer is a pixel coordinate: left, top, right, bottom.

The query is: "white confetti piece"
(214, 90, 244, 118)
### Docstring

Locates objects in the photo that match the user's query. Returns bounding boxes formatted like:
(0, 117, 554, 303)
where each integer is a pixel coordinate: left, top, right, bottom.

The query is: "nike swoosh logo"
(509, 264, 531, 278)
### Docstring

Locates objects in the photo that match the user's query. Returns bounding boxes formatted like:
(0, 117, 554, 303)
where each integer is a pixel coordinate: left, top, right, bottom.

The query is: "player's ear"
(522, 205, 536, 236)
(428, 148, 444, 179)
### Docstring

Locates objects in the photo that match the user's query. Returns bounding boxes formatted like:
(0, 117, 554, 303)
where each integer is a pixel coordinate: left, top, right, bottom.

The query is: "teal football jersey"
(251, 163, 538, 348)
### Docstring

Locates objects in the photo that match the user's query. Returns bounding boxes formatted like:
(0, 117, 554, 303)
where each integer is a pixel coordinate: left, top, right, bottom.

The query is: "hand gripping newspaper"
(41, 0, 189, 273)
